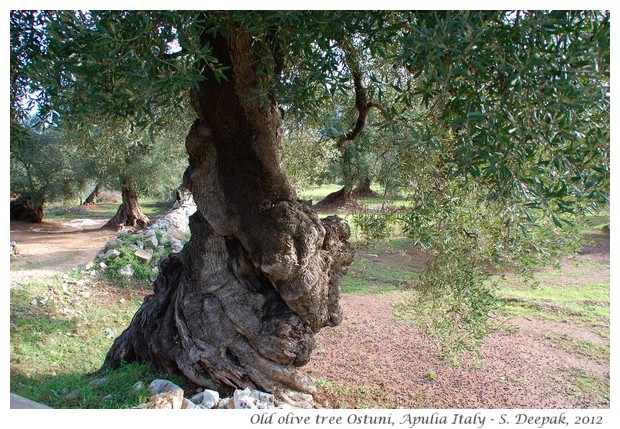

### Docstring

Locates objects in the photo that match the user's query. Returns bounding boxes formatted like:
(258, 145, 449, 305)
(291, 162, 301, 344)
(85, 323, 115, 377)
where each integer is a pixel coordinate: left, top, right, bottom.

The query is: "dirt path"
(10, 218, 117, 283)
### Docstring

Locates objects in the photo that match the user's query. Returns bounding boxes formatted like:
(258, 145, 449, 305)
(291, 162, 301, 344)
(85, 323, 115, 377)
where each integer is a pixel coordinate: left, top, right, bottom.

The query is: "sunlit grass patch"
(10, 276, 153, 408)
(298, 184, 343, 203)
(496, 279, 609, 327)
(544, 333, 609, 360)
(45, 197, 172, 221)
(342, 253, 419, 294)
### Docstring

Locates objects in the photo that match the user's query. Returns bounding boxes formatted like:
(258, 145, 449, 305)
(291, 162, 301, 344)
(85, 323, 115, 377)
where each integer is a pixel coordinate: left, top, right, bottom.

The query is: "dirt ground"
(307, 295, 609, 408)
(10, 218, 116, 283)
(9, 218, 610, 409)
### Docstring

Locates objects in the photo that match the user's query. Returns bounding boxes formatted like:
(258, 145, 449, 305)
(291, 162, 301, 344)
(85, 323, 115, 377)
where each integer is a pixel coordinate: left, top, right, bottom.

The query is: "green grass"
(425, 370, 437, 382)
(544, 333, 609, 360)
(342, 252, 419, 294)
(11, 362, 153, 409)
(579, 211, 610, 234)
(491, 207, 609, 330)
(45, 198, 172, 220)
(298, 184, 344, 203)
(9, 276, 166, 408)
(313, 377, 396, 409)
(571, 369, 610, 405)
(496, 279, 609, 327)
(298, 183, 410, 216)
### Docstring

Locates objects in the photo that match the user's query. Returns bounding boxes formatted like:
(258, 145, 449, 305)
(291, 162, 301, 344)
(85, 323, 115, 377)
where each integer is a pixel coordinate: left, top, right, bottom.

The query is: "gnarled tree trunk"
(103, 182, 149, 228)
(82, 184, 100, 205)
(316, 185, 354, 206)
(10, 196, 44, 223)
(318, 177, 375, 207)
(317, 60, 383, 208)
(102, 23, 354, 406)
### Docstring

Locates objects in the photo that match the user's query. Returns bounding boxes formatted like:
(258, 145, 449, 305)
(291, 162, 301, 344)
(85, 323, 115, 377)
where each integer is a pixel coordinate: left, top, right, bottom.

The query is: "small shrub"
(425, 370, 437, 382)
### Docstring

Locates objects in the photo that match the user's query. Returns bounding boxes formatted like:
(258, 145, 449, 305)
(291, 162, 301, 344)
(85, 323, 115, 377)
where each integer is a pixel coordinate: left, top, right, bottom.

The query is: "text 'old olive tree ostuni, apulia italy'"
(10, 11, 609, 406)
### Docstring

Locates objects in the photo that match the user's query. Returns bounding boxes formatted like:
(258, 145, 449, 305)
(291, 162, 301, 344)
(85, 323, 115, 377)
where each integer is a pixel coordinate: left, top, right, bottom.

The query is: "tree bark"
(317, 62, 383, 208)
(101, 22, 354, 406)
(316, 144, 356, 207)
(10, 196, 43, 223)
(82, 184, 100, 205)
(103, 182, 149, 228)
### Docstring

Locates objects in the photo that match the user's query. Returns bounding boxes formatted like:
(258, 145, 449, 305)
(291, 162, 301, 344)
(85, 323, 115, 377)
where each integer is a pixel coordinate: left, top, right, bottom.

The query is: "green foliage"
(104, 246, 157, 282)
(11, 10, 212, 128)
(396, 11, 610, 212)
(352, 209, 395, 247)
(10, 122, 89, 208)
(282, 124, 341, 190)
(394, 252, 501, 359)
(73, 115, 189, 203)
(354, 143, 589, 354)
(95, 228, 190, 286)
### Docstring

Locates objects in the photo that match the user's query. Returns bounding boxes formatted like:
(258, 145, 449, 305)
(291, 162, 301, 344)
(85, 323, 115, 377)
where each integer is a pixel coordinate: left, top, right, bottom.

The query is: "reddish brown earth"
(9, 218, 610, 409)
(307, 294, 609, 409)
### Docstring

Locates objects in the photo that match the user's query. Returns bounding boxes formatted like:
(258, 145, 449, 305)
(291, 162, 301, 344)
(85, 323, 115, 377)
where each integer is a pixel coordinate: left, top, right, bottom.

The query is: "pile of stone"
(136, 379, 298, 409)
(92, 193, 196, 278)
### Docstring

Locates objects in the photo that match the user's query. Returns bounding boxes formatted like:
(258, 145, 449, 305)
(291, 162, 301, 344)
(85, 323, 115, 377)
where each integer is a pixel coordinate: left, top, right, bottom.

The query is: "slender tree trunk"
(101, 23, 354, 406)
(82, 184, 100, 205)
(103, 182, 149, 228)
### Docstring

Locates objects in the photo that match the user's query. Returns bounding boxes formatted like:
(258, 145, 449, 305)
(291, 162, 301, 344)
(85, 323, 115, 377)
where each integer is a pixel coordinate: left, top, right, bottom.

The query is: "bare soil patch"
(307, 294, 609, 409)
(10, 219, 116, 283)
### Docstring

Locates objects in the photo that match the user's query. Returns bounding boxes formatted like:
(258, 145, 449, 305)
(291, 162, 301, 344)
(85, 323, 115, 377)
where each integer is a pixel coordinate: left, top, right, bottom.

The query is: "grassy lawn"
(342, 253, 419, 294)
(496, 279, 609, 328)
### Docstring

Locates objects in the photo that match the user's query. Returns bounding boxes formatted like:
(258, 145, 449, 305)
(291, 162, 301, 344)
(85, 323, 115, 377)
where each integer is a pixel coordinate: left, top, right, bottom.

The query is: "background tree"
(10, 122, 89, 222)
(10, 10, 609, 404)
(74, 116, 189, 227)
(281, 121, 340, 193)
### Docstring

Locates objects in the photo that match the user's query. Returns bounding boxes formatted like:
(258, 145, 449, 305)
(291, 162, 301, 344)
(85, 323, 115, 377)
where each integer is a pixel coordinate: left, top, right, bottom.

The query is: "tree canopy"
(10, 10, 610, 385)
